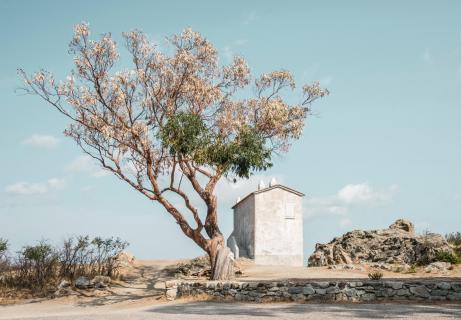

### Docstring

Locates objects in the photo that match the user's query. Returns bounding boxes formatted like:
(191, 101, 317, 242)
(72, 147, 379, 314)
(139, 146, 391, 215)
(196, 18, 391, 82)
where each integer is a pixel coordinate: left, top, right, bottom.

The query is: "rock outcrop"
(115, 251, 136, 267)
(308, 219, 453, 267)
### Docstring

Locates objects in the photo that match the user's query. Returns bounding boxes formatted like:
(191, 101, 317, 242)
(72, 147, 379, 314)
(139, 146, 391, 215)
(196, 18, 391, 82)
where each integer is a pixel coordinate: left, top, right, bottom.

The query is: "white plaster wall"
(254, 188, 304, 266)
(231, 194, 255, 258)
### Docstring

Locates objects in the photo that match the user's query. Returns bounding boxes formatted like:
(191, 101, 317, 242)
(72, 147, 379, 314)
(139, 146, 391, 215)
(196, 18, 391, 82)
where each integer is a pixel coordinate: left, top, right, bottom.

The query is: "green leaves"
(160, 112, 272, 178)
(0, 238, 7, 254)
(160, 111, 209, 156)
(22, 241, 55, 262)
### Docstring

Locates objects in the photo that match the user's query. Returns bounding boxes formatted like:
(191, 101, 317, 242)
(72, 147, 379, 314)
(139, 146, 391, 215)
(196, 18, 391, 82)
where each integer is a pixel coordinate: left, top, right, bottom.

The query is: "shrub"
(91, 237, 128, 278)
(59, 236, 128, 280)
(407, 265, 417, 273)
(446, 232, 461, 247)
(435, 251, 460, 264)
(0, 235, 129, 295)
(0, 238, 10, 276)
(0, 238, 7, 255)
(15, 241, 59, 289)
(59, 235, 92, 280)
(368, 271, 383, 280)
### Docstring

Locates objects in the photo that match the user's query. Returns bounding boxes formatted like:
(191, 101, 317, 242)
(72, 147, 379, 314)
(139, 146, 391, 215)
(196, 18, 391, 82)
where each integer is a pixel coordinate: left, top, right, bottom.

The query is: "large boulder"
(91, 275, 111, 289)
(75, 276, 92, 289)
(308, 219, 453, 267)
(389, 219, 415, 235)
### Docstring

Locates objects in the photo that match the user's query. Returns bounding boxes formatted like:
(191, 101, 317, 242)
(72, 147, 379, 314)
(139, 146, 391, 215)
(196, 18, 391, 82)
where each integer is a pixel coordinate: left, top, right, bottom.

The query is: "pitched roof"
(231, 184, 305, 209)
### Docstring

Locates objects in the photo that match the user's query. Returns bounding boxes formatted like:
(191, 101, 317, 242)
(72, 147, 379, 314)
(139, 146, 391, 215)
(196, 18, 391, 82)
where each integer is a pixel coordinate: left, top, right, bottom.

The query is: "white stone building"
(227, 179, 304, 266)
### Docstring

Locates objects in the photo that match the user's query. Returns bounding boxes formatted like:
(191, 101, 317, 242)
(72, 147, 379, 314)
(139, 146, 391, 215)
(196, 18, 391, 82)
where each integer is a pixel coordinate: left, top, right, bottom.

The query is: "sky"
(0, 0, 460, 261)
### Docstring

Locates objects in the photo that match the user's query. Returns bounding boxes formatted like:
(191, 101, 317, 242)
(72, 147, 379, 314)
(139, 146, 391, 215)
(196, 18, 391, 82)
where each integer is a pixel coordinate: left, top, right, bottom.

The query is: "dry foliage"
(19, 23, 328, 279)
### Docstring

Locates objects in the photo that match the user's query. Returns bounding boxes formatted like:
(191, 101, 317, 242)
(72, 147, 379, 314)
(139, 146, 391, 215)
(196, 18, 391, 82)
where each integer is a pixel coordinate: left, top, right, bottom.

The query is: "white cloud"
(305, 183, 398, 218)
(5, 178, 65, 195)
(338, 183, 397, 205)
(242, 12, 257, 25)
(339, 218, 352, 229)
(216, 174, 285, 207)
(23, 134, 59, 148)
(234, 39, 248, 46)
(222, 46, 233, 63)
(319, 75, 333, 86)
(66, 155, 109, 178)
(422, 48, 433, 64)
(81, 185, 95, 192)
(221, 39, 248, 64)
(415, 221, 431, 234)
(46, 178, 66, 189)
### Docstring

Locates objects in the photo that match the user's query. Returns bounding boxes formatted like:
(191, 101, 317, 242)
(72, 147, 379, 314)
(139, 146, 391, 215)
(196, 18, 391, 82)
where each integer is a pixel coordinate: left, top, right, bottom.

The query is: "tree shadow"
(75, 263, 169, 307)
(147, 301, 461, 318)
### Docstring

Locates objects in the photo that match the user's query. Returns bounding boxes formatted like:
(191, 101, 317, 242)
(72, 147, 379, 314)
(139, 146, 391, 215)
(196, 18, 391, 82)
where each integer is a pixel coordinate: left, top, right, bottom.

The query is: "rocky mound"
(308, 219, 453, 267)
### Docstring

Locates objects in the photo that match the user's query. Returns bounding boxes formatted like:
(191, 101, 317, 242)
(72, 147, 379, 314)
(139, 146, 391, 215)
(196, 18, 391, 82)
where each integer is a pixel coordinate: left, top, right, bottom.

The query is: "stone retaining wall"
(165, 279, 461, 303)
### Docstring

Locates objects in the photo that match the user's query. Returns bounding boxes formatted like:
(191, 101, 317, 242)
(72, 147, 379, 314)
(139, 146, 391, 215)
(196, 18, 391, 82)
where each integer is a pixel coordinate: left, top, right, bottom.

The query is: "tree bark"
(208, 235, 235, 280)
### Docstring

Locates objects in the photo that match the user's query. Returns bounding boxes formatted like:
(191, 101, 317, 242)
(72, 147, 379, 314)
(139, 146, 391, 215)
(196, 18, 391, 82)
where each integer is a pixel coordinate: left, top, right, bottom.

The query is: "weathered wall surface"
(166, 279, 461, 303)
(254, 188, 303, 266)
(230, 194, 255, 258)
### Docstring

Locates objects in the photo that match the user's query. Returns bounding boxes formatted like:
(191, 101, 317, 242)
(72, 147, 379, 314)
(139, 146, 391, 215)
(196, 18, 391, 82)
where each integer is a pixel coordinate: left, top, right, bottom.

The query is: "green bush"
(0, 238, 7, 254)
(16, 241, 59, 289)
(435, 251, 460, 264)
(0, 238, 10, 275)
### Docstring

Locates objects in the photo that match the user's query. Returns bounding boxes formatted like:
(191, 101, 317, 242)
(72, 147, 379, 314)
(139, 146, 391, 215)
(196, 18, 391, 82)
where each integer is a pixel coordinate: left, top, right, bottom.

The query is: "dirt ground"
(1, 258, 460, 319)
(236, 259, 461, 280)
(1, 300, 461, 320)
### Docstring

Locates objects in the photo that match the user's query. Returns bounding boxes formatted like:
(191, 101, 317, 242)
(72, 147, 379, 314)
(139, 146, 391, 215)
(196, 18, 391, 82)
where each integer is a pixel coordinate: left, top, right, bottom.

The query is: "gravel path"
(1, 301, 461, 319)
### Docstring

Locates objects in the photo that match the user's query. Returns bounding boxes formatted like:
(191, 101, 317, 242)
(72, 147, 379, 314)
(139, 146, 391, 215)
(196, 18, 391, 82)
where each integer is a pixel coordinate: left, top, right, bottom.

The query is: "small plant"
(435, 251, 460, 264)
(446, 232, 461, 247)
(393, 266, 404, 273)
(0, 238, 10, 276)
(368, 271, 383, 280)
(0, 238, 7, 255)
(407, 265, 417, 273)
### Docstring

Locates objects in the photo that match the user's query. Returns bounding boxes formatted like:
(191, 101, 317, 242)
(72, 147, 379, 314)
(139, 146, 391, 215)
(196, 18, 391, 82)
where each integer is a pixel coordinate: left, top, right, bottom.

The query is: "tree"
(19, 23, 328, 280)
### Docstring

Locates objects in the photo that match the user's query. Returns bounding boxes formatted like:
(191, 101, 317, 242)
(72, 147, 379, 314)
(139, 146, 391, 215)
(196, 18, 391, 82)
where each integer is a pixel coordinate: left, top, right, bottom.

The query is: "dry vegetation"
(0, 236, 128, 300)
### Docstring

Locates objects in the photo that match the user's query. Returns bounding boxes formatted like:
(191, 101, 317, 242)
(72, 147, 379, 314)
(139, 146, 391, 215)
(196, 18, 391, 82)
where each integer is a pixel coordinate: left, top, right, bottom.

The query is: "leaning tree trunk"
(208, 237, 234, 280)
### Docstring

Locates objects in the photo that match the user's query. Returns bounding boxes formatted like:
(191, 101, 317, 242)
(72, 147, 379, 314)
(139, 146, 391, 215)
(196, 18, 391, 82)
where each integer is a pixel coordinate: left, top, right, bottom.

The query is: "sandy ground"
(237, 260, 461, 280)
(1, 300, 461, 320)
(1, 259, 460, 319)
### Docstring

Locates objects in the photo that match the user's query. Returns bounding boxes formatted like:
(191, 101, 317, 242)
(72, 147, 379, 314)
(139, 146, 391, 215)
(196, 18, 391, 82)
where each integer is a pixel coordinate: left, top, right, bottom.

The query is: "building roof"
(231, 184, 305, 209)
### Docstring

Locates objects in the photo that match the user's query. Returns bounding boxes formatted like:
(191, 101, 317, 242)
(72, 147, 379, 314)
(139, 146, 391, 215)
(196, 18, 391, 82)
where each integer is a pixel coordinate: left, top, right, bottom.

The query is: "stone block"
(409, 285, 430, 298)
(288, 287, 303, 294)
(303, 286, 315, 295)
(436, 282, 451, 290)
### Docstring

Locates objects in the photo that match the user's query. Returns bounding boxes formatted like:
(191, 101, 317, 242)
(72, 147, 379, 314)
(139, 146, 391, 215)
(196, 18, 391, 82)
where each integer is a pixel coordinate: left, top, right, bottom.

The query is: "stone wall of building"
(165, 279, 461, 303)
(254, 188, 304, 266)
(229, 194, 255, 258)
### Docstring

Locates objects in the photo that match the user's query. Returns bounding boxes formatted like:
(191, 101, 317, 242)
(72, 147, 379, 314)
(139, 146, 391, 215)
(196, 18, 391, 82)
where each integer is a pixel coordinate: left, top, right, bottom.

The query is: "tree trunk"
(208, 237, 234, 280)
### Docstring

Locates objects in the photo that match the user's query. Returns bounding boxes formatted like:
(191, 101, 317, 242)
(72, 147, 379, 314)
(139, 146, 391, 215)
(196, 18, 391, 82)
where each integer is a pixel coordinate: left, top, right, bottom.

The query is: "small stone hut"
(227, 179, 304, 266)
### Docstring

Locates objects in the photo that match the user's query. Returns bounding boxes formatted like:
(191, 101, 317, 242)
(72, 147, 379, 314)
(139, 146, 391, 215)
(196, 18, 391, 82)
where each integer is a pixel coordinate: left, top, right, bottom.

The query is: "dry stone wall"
(165, 279, 461, 303)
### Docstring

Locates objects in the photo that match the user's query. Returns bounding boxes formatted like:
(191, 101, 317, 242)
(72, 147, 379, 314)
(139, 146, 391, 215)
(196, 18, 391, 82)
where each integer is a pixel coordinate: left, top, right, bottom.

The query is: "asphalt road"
(1, 301, 461, 320)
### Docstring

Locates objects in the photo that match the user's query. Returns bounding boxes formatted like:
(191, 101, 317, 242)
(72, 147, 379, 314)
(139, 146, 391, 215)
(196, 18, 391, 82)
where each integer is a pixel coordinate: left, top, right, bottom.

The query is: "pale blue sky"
(1, 0, 460, 260)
